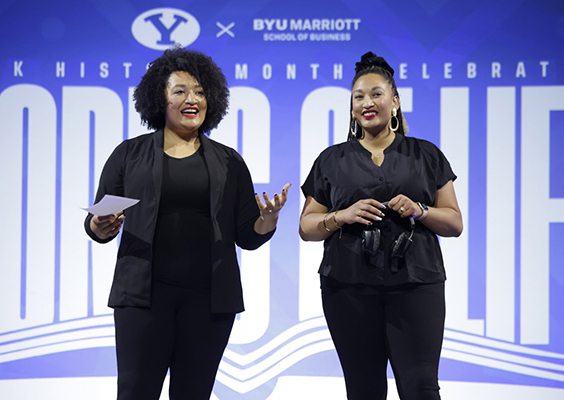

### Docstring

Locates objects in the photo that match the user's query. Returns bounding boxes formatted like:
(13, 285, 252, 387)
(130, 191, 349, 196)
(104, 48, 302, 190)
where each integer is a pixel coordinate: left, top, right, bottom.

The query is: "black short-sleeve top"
(301, 133, 456, 286)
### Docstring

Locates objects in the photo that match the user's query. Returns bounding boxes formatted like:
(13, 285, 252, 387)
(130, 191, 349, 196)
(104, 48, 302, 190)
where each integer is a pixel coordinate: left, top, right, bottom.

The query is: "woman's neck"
(163, 127, 200, 158)
(358, 128, 395, 151)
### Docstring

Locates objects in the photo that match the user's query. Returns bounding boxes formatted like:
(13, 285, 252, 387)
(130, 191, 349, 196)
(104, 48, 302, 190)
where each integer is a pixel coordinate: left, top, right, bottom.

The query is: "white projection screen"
(1, 0, 563, 399)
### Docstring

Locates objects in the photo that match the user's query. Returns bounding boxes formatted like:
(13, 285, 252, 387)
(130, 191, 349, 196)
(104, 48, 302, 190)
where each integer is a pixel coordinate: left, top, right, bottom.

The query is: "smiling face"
(164, 71, 207, 137)
(351, 73, 399, 137)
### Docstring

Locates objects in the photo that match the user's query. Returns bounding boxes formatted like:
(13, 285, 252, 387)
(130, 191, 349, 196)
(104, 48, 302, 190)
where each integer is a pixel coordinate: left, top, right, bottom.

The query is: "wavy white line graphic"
(220, 331, 332, 381)
(1, 316, 563, 393)
(223, 317, 328, 365)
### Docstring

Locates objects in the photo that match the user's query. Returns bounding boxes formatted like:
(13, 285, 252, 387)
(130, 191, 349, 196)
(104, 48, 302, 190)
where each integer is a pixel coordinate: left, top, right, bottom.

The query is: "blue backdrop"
(1, 0, 564, 399)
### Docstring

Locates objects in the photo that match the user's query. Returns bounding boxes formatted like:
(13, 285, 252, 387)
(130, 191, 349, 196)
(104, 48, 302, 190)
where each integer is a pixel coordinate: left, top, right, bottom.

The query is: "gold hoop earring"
(350, 119, 358, 136)
(390, 108, 399, 132)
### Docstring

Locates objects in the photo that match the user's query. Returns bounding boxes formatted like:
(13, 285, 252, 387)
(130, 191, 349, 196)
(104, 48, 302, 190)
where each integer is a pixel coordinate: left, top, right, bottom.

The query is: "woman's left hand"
(389, 182, 463, 237)
(255, 182, 292, 219)
(388, 194, 422, 219)
(254, 183, 291, 234)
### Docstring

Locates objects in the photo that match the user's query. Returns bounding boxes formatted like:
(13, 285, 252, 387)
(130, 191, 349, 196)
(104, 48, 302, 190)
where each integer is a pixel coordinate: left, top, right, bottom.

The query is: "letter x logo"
(217, 22, 235, 37)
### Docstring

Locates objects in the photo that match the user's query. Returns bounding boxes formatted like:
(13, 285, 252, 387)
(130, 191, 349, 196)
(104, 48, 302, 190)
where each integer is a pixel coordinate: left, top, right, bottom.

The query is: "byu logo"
(132, 8, 200, 50)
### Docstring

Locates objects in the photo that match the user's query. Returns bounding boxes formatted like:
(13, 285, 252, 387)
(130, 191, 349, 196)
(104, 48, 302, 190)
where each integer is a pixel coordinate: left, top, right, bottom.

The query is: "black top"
(152, 149, 212, 288)
(301, 134, 456, 286)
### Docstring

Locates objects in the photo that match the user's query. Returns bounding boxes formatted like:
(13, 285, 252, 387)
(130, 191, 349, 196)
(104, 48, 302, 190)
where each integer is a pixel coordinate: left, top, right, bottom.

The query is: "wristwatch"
(415, 202, 428, 220)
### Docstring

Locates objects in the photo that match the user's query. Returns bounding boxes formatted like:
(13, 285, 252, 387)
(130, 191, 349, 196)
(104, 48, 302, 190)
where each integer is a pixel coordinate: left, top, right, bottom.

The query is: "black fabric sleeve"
(433, 146, 457, 189)
(84, 140, 128, 244)
(419, 140, 457, 190)
(234, 156, 275, 250)
(301, 155, 331, 209)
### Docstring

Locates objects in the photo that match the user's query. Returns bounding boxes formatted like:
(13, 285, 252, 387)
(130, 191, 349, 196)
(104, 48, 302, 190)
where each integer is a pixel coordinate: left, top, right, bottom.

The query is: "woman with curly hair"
(299, 52, 462, 399)
(85, 47, 290, 400)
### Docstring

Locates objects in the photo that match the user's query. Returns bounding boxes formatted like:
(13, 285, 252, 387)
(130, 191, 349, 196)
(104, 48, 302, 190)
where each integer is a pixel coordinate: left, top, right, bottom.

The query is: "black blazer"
(84, 130, 274, 313)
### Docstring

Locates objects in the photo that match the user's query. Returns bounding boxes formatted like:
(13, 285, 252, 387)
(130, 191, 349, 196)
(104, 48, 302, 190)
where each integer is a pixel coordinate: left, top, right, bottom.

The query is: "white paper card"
(82, 195, 140, 216)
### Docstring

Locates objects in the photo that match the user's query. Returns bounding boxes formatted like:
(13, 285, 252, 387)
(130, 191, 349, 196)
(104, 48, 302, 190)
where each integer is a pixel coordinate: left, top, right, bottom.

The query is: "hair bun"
(355, 51, 394, 76)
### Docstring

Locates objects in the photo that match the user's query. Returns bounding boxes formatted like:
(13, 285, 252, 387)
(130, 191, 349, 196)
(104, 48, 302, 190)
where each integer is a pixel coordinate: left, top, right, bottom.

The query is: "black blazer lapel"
(199, 134, 228, 244)
(152, 129, 164, 213)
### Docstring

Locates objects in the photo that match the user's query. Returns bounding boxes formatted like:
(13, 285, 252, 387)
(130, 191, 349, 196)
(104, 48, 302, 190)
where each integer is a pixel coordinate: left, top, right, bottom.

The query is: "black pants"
(322, 280, 445, 400)
(113, 281, 235, 400)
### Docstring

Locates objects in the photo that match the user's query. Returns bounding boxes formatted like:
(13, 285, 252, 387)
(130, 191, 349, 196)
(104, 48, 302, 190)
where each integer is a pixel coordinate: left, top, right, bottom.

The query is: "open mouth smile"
(181, 107, 199, 117)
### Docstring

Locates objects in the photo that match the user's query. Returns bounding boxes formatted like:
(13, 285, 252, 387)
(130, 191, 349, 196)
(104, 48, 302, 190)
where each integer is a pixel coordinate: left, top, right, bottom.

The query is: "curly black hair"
(134, 46, 229, 134)
(348, 52, 408, 140)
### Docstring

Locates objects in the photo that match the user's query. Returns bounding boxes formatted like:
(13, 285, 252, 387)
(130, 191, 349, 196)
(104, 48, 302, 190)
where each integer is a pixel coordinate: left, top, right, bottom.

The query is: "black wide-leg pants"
(322, 280, 445, 400)
(113, 281, 235, 400)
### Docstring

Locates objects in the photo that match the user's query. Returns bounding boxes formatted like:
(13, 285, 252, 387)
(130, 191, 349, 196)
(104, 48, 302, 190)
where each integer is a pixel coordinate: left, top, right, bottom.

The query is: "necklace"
(373, 150, 385, 159)
(372, 152, 384, 165)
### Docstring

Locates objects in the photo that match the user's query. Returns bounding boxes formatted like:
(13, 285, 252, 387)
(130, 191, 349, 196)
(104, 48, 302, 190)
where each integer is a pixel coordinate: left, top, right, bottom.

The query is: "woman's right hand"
(90, 212, 125, 240)
(300, 197, 386, 241)
(338, 199, 386, 226)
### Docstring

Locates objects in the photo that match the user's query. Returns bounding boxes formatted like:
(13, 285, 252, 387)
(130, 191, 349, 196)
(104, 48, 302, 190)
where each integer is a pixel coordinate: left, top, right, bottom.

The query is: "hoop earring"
(390, 108, 399, 132)
(350, 119, 358, 136)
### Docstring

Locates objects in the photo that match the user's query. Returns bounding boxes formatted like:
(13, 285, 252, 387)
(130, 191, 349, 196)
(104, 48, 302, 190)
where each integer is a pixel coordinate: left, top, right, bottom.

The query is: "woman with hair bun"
(299, 51, 462, 399)
(85, 46, 290, 400)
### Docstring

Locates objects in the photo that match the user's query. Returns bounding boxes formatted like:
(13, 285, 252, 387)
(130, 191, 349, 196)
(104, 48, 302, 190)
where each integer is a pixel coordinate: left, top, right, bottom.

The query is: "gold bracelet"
(332, 211, 342, 229)
(323, 213, 332, 232)
(333, 211, 342, 238)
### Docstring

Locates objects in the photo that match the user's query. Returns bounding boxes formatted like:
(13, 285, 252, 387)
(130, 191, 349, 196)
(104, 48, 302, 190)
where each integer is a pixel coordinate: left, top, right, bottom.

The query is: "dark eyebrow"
(170, 83, 203, 89)
(353, 85, 385, 93)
